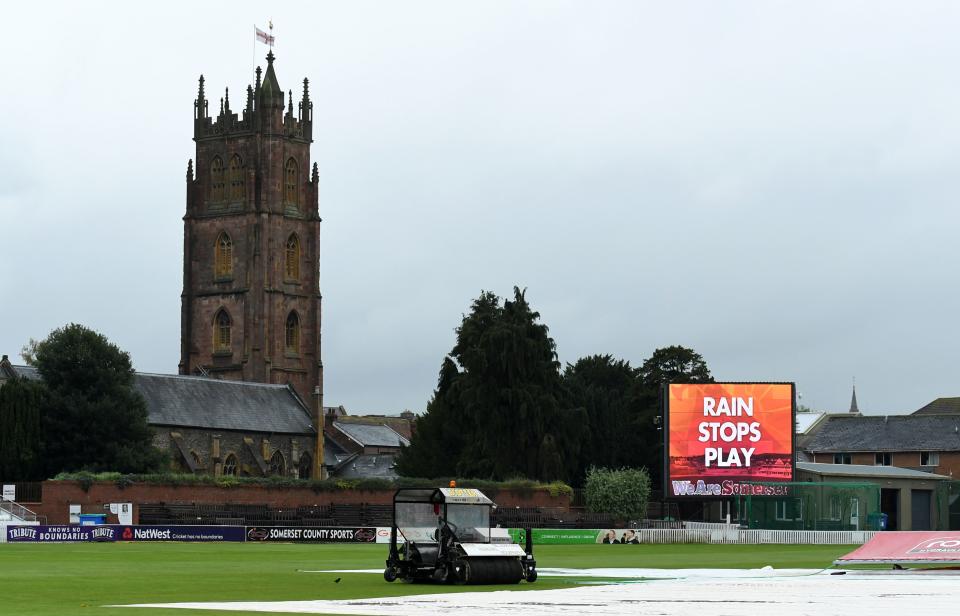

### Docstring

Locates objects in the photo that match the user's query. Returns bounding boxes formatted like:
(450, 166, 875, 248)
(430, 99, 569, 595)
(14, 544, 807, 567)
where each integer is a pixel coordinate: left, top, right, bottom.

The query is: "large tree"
(397, 288, 584, 481)
(0, 377, 44, 481)
(635, 345, 714, 487)
(33, 324, 165, 475)
(562, 355, 641, 477)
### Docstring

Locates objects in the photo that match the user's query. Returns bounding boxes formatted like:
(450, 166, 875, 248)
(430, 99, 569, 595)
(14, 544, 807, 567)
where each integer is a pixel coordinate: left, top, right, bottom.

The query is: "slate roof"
(333, 421, 410, 448)
(4, 364, 40, 381)
(136, 373, 315, 434)
(913, 397, 960, 415)
(331, 453, 400, 479)
(797, 461, 950, 480)
(5, 363, 316, 434)
(803, 414, 960, 453)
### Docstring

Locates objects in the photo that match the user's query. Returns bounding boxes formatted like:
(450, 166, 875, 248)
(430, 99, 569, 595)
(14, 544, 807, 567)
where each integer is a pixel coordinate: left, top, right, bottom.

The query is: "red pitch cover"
(836, 532, 960, 565)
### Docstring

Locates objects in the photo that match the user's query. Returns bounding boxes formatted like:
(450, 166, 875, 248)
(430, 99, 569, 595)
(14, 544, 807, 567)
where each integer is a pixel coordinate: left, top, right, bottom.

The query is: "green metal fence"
(734, 482, 882, 531)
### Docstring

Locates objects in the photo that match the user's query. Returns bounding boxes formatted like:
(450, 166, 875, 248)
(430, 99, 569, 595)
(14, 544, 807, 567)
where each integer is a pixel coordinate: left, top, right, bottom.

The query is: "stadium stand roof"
(333, 421, 410, 448)
(803, 414, 960, 453)
(913, 397, 960, 415)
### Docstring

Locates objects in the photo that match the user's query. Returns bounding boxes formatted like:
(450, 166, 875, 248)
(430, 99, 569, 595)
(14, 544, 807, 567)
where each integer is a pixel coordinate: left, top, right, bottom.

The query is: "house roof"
(802, 414, 960, 453)
(136, 373, 315, 434)
(3, 363, 40, 381)
(913, 397, 960, 415)
(330, 453, 399, 479)
(333, 421, 409, 448)
(797, 461, 950, 481)
(795, 412, 826, 434)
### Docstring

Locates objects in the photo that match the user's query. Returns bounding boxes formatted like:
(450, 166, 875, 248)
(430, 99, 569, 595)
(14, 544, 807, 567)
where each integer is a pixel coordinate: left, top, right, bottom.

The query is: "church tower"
(180, 52, 323, 418)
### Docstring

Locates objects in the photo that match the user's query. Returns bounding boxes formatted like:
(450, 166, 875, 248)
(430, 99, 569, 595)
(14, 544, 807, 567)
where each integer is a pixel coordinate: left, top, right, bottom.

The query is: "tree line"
(396, 287, 713, 487)
(0, 324, 164, 481)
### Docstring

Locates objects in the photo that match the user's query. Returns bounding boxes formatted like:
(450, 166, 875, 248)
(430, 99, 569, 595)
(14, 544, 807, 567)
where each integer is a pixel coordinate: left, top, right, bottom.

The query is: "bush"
(583, 466, 651, 522)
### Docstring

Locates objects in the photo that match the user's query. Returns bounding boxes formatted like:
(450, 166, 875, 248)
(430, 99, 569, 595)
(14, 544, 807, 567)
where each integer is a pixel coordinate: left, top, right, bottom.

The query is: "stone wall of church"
(151, 427, 314, 478)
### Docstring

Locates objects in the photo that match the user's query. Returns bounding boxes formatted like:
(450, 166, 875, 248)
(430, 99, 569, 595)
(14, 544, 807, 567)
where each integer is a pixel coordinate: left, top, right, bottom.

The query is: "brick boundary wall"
(31, 481, 572, 524)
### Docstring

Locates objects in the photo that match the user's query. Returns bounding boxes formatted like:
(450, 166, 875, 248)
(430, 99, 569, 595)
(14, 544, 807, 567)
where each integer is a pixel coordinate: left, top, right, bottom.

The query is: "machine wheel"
(526, 568, 538, 583)
(383, 567, 398, 582)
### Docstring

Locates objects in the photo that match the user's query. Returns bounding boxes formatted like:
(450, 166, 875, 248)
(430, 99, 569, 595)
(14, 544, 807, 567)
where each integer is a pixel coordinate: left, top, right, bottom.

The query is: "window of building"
(269, 450, 286, 476)
(921, 452, 940, 467)
(285, 312, 300, 354)
(210, 156, 225, 202)
(875, 452, 892, 466)
(215, 232, 233, 279)
(775, 499, 803, 521)
(827, 497, 842, 521)
(833, 453, 852, 465)
(214, 309, 232, 352)
(227, 155, 244, 201)
(285, 234, 300, 280)
(222, 453, 238, 477)
(297, 452, 312, 479)
(284, 158, 298, 207)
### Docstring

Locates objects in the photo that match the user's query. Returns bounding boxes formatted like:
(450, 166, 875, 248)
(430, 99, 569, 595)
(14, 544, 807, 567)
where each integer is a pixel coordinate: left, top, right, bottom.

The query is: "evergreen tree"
(563, 355, 641, 477)
(33, 324, 165, 475)
(635, 345, 713, 488)
(0, 377, 44, 481)
(397, 288, 584, 481)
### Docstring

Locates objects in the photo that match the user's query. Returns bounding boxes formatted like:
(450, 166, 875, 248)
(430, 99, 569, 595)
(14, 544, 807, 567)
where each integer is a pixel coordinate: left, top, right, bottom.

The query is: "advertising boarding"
(665, 383, 794, 498)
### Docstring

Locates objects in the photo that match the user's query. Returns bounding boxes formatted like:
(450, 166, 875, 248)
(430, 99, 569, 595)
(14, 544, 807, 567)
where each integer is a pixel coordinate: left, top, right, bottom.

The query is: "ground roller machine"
(383, 485, 537, 584)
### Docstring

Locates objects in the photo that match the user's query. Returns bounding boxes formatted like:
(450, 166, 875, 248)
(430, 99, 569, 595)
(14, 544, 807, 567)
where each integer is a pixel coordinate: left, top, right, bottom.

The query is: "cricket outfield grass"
(0, 542, 855, 616)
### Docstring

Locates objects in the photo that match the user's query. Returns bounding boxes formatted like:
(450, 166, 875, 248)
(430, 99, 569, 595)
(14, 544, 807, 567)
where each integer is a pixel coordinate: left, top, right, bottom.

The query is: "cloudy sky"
(2, 1, 958, 415)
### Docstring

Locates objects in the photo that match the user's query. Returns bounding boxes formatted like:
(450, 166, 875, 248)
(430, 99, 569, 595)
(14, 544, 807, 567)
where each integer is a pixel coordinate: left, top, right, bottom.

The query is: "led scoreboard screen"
(665, 383, 795, 498)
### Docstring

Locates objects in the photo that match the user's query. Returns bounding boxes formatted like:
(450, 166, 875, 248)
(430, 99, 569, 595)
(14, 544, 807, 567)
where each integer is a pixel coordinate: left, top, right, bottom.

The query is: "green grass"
(0, 542, 855, 616)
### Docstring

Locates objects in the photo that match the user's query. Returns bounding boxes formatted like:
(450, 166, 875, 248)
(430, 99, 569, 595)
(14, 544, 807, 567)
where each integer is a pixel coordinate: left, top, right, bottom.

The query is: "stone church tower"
(179, 51, 323, 416)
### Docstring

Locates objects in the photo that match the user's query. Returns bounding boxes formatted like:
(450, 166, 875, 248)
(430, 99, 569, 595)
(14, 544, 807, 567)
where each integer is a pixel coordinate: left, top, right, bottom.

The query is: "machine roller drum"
(461, 557, 524, 585)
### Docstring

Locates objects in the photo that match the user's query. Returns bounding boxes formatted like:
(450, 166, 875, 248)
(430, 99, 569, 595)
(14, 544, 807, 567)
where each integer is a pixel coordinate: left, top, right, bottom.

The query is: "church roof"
(136, 373, 315, 435)
(803, 414, 960, 453)
(4, 362, 315, 435)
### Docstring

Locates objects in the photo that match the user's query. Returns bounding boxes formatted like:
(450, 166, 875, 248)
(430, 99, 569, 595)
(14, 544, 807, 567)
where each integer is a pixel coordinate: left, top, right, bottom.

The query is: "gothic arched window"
(285, 234, 300, 280)
(214, 232, 233, 279)
(285, 311, 300, 354)
(222, 453, 238, 477)
(214, 309, 232, 353)
(227, 155, 244, 201)
(284, 158, 298, 207)
(297, 452, 313, 479)
(210, 156, 225, 202)
(269, 450, 286, 476)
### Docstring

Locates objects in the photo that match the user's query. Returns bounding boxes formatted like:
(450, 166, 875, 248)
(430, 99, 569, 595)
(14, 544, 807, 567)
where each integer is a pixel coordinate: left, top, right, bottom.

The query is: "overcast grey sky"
(2, 1, 958, 415)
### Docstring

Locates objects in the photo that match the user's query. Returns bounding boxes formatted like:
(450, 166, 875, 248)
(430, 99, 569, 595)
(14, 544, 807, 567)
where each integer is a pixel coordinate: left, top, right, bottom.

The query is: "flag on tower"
(255, 27, 275, 46)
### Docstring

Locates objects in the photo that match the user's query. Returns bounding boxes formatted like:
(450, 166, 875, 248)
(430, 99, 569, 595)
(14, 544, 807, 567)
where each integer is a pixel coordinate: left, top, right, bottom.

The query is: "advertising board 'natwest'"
(666, 383, 794, 498)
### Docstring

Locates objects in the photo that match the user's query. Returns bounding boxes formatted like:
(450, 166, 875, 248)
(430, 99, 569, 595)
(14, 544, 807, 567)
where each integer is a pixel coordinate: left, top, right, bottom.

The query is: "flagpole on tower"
(269, 19, 274, 51)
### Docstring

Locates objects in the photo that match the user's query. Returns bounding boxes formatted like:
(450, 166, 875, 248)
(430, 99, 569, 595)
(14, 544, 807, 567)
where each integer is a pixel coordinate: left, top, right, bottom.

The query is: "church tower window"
(227, 155, 245, 201)
(284, 158, 299, 207)
(215, 232, 233, 279)
(214, 309, 232, 353)
(285, 311, 300, 354)
(285, 233, 300, 281)
(210, 156, 225, 202)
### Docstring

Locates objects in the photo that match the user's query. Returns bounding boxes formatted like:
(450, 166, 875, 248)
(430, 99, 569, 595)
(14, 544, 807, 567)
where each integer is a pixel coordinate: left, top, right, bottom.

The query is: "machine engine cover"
(459, 543, 526, 557)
